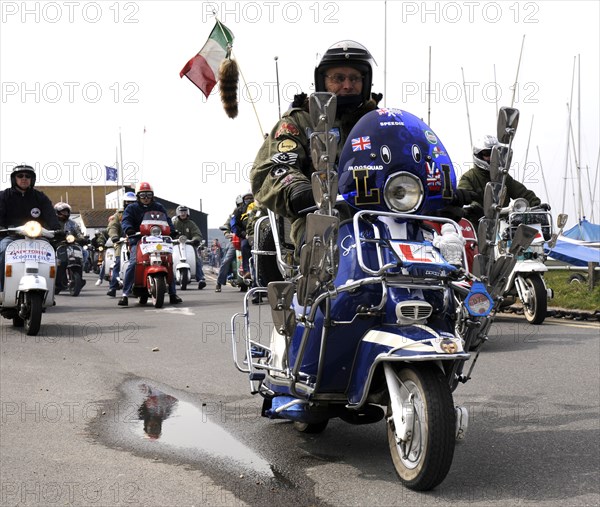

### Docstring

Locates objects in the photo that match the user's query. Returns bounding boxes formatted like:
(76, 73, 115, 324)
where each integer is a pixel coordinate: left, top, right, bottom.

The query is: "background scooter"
(172, 235, 196, 290)
(55, 234, 85, 296)
(0, 221, 57, 335)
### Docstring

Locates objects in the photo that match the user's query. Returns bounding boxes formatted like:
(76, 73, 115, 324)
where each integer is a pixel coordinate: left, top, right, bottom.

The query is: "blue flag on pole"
(105, 166, 118, 182)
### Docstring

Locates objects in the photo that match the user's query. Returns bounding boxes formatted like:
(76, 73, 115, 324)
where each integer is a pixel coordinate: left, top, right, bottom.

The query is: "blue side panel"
(346, 326, 441, 405)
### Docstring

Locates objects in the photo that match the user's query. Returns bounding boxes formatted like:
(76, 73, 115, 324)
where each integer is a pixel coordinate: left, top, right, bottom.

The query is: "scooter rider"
(106, 191, 136, 297)
(458, 135, 542, 225)
(232, 191, 253, 279)
(172, 205, 207, 290)
(215, 196, 242, 293)
(250, 40, 385, 247)
(54, 202, 86, 293)
(0, 165, 61, 291)
(118, 182, 182, 306)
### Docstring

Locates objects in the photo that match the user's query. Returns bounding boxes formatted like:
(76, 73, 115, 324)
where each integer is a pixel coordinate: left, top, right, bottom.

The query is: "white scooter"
(494, 199, 567, 324)
(103, 238, 116, 283)
(172, 235, 197, 290)
(0, 221, 56, 335)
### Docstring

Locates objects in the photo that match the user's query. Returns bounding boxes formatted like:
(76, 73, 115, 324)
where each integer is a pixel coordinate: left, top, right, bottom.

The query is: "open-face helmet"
(136, 182, 154, 203)
(10, 164, 37, 188)
(122, 191, 137, 209)
(473, 135, 499, 171)
(54, 202, 72, 216)
(176, 205, 190, 218)
(315, 40, 376, 105)
(242, 191, 254, 206)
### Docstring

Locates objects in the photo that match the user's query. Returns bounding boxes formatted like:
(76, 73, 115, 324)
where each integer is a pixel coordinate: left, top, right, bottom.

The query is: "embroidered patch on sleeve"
(271, 152, 299, 165)
(275, 122, 300, 138)
(270, 165, 288, 177)
(281, 174, 295, 187)
(277, 139, 298, 153)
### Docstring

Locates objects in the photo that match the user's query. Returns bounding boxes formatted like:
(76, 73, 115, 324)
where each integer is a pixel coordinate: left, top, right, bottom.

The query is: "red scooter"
(128, 211, 174, 308)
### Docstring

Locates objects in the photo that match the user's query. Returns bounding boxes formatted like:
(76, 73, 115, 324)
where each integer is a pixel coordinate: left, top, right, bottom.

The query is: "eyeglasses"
(15, 173, 32, 179)
(325, 73, 363, 85)
(138, 192, 153, 199)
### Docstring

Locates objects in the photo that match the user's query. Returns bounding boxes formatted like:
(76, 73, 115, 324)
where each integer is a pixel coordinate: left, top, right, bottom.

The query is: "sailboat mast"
(427, 46, 432, 126)
(577, 54, 583, 219)
(383, 0, 387, 108)
(510, 35, 526, 108)
(536, 145, 550, 204)
(461, 67, 473, 149)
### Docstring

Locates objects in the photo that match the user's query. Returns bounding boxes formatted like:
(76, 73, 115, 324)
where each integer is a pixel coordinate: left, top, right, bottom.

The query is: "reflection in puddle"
(138, 384, 178, 439)
(133, 383, 273, 476)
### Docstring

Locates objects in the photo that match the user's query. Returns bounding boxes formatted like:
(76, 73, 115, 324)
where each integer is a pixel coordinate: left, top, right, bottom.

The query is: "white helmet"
(473, 135, 499, 171)
(176, 205, 189, 217)
(54, 202, 71, 214)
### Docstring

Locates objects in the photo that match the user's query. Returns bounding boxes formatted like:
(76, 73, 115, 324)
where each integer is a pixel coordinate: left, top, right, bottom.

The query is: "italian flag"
(180, 21, 235, 98)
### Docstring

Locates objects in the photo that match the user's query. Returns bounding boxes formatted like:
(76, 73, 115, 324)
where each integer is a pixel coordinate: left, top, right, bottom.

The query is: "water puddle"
(131, 383, 273, 476)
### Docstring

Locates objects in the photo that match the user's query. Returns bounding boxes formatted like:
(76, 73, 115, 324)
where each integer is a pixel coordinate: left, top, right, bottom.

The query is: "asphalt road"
(1, 271, 598, 506)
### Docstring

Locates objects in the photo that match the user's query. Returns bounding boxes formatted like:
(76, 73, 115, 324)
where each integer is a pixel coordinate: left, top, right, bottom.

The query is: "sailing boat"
(545, 54, 600, 267)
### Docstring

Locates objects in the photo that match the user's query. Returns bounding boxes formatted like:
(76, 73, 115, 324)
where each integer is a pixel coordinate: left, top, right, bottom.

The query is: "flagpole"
(141, 126, 146, 182)
(274, 57, 281, 120)
(119, 128, 124, 190)
(216, 15, 265, 137)
(114, 146, 119, 204)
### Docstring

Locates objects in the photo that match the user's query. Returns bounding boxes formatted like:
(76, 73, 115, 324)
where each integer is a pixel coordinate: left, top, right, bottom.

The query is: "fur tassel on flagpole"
(219, 58, 239, 119)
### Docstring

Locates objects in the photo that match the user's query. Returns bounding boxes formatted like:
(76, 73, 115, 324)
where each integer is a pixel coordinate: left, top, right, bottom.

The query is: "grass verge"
(545, 270, 600, 311)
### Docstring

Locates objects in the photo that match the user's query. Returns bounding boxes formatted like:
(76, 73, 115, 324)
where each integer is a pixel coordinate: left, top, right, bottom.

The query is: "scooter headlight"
(383, 172, 424, 213)
(513, 198, 529, 212)
(24, 221, 42, 238)
(66, 234, 75, 243)
(150, 226, 162, 237)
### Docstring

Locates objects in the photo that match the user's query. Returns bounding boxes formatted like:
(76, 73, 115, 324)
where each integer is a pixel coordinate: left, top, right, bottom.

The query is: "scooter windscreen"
(338, 108, 456, 216)
(140, 211, 170, 236)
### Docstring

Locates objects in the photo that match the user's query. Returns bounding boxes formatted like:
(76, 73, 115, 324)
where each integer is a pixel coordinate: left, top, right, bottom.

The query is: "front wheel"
(24, 293, 43, 336)
(386, 364, 455, 491)
(149, 274, 166, 308)
(180, 269, 190, 291)
(68, 270, 83, 297)
(522, 274, 547, 325)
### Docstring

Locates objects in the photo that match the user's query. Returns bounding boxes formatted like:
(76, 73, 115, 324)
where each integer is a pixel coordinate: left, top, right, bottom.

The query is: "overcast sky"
(1, 0, 598, 228)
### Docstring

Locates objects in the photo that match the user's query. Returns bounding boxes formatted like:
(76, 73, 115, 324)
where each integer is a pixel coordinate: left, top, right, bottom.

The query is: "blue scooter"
(232, 95, 537, 491)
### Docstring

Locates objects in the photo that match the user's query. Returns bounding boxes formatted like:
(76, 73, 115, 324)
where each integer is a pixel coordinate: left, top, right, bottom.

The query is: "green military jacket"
(458, 166, 541, 224)
(250, 95, 379, 246)
(107, 211, 124, 256)
(172, 217, 203, 243)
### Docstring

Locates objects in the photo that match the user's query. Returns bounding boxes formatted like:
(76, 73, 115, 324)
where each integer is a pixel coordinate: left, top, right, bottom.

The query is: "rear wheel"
(24, 293, 43, 336)
(293, 420, 329, 434)
(255, 222, 284, 286)
(387, 364, 455, 491)
(523, 274, 547, 325)
(150, 275, 166, 308)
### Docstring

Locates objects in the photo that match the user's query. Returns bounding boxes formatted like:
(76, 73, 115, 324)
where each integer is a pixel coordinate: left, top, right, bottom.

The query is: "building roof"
(79, 209, 117, 229)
